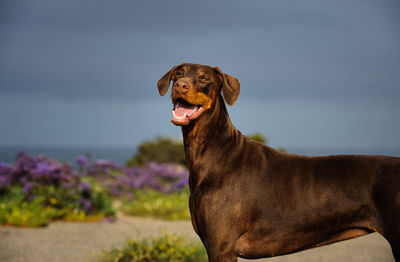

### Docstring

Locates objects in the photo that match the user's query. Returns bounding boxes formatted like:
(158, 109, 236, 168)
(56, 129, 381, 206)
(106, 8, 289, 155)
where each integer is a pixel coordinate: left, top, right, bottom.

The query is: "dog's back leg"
(385, 235, 400, 262)
(375, 166, 400, 261)
(392, 247, 400, 262)
(385, 216, 400, 262)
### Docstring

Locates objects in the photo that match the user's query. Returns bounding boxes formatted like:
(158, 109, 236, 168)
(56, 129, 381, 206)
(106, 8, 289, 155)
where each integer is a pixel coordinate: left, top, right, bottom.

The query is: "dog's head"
(157, 63, 240, 126)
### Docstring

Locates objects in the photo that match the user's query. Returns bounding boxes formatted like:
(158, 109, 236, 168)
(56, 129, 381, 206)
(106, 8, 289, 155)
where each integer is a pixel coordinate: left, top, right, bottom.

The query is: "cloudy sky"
(1, 0, 399, 151)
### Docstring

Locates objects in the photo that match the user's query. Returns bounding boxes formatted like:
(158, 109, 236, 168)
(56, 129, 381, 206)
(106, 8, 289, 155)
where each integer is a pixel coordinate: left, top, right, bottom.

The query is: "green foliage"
(126, 134, 285, 168)
(248, 132, 267, 144)
(126, 137, 186, 167)
(0, 184, 115, 227)
(0, 187, 57, 226)
(121, 189, 191, 220)
(248, 132, 287, 152)
(0, 152, 116, 226)
(81, 177, 115, 217)
(97, 231, 207, 262)
(277, 146, 287, 153)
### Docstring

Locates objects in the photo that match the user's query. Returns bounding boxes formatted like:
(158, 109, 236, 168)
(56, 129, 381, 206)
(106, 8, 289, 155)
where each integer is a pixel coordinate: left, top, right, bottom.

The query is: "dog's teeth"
(172, 111, 187, 120)
(193, 106, 198, 112)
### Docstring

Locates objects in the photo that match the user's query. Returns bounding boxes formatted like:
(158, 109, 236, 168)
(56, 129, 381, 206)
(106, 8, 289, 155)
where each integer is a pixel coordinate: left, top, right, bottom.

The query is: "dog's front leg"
(204, 244, 238, 262)
(207, 253, 238, 262)
(196, 218, 240, 262)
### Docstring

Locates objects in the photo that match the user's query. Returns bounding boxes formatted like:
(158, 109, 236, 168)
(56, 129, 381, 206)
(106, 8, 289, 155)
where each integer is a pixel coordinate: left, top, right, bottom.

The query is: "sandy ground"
(0, 216, 395, 262)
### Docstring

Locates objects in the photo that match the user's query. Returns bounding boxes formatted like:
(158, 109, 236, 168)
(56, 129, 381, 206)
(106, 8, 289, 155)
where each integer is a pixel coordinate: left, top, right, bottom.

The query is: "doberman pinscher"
(157, 63, 400, 262)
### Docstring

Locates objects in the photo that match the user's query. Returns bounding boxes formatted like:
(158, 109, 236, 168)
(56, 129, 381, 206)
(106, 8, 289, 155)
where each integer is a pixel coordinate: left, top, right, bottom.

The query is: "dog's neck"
(181, 95, 240, 174)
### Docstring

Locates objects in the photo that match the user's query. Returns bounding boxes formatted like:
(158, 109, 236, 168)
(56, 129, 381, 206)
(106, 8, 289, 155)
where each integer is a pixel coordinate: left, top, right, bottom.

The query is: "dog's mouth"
(171, 98, 204, 125)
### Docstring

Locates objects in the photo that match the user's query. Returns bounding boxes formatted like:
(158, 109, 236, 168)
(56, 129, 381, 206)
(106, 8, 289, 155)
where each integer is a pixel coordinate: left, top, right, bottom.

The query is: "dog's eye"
(175, 71, 184, 78)
(199, 75, 209, 81)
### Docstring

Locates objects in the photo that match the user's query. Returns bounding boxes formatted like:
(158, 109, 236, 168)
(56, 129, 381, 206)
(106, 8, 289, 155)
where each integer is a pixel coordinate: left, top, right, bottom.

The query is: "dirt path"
(0, 216, 395, 262)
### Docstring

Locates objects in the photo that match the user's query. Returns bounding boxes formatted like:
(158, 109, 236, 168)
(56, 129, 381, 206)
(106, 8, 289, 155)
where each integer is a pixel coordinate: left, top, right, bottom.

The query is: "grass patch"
(120, 189, 191, 220)
(97, 231, 207, 262)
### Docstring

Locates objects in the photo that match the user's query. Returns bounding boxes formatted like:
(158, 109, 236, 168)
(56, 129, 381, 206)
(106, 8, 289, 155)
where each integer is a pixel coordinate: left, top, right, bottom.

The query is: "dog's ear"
(214, 66, 240, 106)
(157, 64, 180, 96)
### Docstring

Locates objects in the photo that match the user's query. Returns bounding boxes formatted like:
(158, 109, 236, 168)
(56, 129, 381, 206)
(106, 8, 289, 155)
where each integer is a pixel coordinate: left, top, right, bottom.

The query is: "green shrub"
(126, 135, 286, 168)
(126, 137, 186, 167)
(0, 184, 115, 227)
(248, 132, 287, 152)
(248, 132, 267, 144)
(97, 231, 207, 262)
(1, 192, 64, 227)
(276, 146, 287, 153)
(121, 189, 191, 220)
(0, 152, 115, 226)
(0, 187, 59, 226)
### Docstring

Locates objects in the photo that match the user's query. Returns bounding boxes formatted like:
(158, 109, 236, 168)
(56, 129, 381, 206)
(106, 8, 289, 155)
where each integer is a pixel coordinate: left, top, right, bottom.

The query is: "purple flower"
(0, 176, 11, 190)
(0, 162, 13, 188)
(36, 162, 51, 175)
(15, 152, 36, 174)
(83, 200, 92, 211)
(23, 182, 34, 194)
(59, 173, 71, 182)
(175, 177, 189, 189)
(95, 159, 112, 166)
(0, 162, 8, 171)
(78, 182, 92, 192)
(111, 187, 120, 196)
(80, 198, 92, 212)
(48, 161, 63, 173)
(76, 155, 87, 166)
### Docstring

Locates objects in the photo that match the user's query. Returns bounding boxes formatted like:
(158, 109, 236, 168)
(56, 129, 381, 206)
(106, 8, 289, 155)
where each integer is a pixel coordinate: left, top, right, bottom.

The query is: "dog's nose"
(173, 79, 190, 94)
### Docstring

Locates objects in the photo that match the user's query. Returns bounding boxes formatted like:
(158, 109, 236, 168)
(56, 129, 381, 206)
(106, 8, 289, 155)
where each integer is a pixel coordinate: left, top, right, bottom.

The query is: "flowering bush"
(76, 155, 191, 221)
(97, 231, 207, 262)
(77, 155, 189, 196)
(0, 152, 114, 226)
(0, 152, 192, 225)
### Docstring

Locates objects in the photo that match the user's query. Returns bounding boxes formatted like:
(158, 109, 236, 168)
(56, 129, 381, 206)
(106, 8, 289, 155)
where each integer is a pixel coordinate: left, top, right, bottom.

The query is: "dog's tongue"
(174, 102, 195, 118)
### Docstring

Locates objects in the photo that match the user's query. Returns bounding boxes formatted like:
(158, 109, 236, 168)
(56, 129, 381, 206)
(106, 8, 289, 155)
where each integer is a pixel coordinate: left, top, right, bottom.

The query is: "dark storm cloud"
(1, 0, 400, 148)
(1, 0, 400, 104)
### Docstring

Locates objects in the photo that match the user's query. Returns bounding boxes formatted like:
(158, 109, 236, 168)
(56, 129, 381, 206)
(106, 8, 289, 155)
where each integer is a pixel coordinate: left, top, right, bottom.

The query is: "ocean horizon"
(1, 145, 400, 167)
(0, 145, 137, 167)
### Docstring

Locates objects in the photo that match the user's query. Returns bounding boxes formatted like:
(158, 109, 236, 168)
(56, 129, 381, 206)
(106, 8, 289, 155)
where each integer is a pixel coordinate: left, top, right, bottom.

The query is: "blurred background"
(1, 0, 400, 164)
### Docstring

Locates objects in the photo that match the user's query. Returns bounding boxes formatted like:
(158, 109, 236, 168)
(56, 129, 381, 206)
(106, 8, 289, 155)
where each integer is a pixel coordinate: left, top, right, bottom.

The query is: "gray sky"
(1, 0, 399, 150)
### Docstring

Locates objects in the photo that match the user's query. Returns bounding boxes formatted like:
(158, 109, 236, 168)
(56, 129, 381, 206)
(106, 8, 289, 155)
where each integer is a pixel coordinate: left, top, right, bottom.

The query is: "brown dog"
(157, 63, 400, 262)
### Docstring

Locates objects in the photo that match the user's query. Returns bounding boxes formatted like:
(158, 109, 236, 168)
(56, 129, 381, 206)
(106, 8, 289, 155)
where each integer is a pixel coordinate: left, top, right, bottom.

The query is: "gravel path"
(0, 216, 395, 262)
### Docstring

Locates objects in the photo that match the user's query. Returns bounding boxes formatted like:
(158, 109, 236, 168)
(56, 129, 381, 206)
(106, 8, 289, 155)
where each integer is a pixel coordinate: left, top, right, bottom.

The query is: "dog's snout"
(173, 79, 190, 94)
